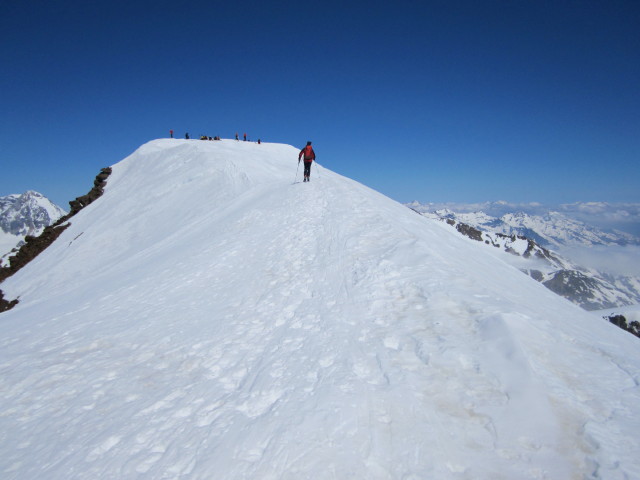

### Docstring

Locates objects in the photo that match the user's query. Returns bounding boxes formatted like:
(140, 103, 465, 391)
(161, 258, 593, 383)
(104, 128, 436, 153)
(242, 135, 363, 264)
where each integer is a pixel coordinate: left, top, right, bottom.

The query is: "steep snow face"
(1, 139, 639, 479)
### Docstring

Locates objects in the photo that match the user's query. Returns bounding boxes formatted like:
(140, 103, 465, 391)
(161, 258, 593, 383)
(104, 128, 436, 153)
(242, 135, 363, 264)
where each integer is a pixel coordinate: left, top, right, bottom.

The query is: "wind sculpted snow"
(1, 139, 639, 479)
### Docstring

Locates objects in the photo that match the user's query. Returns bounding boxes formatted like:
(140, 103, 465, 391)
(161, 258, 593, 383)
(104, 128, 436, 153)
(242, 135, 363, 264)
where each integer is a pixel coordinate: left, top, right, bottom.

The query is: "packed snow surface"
(1, 139, 639, 479)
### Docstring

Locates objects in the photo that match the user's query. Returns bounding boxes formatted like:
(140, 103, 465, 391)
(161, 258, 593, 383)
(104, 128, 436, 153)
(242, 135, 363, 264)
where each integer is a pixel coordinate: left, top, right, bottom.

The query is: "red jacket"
(298, 145, 315, 162)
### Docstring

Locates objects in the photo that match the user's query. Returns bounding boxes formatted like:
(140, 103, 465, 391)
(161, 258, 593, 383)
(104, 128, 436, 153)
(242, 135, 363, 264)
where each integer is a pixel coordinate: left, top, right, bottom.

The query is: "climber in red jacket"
(298, 141, 316, 182)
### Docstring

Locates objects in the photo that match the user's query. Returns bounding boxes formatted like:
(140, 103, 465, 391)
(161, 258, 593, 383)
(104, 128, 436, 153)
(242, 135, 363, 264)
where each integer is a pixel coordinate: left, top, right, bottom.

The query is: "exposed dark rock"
(0, 290, 18, 312)
(0, 223, 71, 283)
(522, 238, 537, 258)
(0, 167, 112, 292)
(443, 218, 484, 242)
(529, 270, 544, 282)
(455, 222, 483, 242)
(67, 168, 112, 215)
(543, 270, 621, 311)
(604, 314, 640, 338)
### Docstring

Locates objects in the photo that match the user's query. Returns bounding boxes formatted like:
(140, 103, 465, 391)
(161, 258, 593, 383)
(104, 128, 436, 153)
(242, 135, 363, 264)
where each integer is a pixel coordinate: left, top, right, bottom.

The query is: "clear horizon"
(1, 1, 638, 208)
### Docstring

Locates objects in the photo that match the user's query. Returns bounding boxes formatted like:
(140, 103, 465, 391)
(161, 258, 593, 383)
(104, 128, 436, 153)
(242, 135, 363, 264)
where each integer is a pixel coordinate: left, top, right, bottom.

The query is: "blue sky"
(1, 0, 638, 209)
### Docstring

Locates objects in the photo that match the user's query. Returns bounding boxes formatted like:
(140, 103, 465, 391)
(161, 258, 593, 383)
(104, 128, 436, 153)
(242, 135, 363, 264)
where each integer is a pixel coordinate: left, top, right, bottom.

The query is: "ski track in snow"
(0, 139, 639, 479)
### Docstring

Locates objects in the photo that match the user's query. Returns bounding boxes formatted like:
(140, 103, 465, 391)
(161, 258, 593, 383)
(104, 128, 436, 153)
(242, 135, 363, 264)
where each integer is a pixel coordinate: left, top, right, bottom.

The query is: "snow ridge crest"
(0, 139, 639, 479)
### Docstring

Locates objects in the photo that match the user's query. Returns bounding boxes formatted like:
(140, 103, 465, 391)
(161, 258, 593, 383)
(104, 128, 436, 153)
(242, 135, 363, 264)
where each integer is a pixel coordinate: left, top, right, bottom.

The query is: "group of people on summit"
(168, 130, 317, 182)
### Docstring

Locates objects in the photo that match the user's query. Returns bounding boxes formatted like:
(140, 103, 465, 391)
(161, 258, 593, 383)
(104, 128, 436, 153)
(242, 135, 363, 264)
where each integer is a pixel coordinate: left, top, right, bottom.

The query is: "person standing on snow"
(298, 141, 316, 182)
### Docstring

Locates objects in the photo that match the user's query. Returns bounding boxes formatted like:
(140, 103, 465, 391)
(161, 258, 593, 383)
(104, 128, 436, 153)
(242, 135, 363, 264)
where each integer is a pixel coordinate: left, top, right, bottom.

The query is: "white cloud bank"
(559, 244, 640, 277)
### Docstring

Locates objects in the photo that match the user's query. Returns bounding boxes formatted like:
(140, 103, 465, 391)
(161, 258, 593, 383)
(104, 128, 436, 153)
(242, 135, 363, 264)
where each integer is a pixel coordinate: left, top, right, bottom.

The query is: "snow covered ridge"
(1, 139, 640, 479)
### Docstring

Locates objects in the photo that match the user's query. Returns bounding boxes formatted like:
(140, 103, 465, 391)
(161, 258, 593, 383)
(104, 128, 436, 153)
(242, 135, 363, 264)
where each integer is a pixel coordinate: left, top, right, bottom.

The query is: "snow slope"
(1, 139, 639, 479)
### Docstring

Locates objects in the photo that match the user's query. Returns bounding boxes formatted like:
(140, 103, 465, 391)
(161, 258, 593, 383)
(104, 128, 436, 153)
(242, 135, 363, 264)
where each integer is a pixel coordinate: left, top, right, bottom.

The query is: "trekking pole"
(294, 160, 300, 183)
(315, 161, 320, 179)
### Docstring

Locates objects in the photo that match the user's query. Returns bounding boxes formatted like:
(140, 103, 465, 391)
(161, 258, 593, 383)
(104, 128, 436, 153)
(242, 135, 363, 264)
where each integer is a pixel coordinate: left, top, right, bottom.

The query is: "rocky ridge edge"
(0, 167, 112, 312)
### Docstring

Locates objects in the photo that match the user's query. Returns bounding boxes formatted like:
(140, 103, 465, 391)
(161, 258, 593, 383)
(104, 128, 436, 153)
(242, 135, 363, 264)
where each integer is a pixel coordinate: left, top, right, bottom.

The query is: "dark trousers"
(303, 161, 312, 177)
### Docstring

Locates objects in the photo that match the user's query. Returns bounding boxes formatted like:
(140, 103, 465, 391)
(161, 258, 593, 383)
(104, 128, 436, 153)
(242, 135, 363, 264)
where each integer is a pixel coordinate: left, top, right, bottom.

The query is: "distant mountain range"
(408, 202, 640, 311)
(0, 191, 66, 265)
(407, 201, 640, 245)
(425, 209, 638, 248)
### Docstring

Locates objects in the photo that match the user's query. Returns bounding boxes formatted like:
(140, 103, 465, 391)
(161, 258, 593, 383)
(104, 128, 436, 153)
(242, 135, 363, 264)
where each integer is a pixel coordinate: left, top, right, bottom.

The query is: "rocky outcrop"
(0, 290, 19, 313)
(0, 223, 71, 283)
(454, 222, 484, 242)
(0, 167, 112, 312)
(604, 314, 640, 338)
(68, 168, 112, 215)
(542, 270, 632, 311)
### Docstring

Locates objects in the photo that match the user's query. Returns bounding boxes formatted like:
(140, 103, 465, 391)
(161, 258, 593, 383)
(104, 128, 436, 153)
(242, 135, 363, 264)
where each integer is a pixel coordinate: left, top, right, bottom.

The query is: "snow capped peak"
(21, 190, 44, 198)
(498, 210, 633, 247)
(1, 139, 639, 479)
(0, 191, 67, 264)
(0, 190, 66, 234)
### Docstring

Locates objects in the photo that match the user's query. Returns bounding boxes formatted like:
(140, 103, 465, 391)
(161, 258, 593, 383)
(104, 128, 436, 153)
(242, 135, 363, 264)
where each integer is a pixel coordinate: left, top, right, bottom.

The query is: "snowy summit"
(1, 139, 639, 479)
